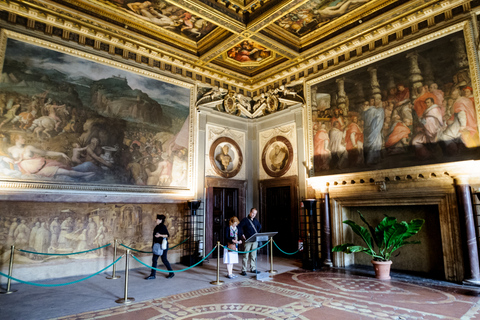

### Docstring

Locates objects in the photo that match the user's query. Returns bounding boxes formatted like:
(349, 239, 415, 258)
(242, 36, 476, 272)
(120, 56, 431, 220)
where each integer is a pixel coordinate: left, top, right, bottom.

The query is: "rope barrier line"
(17, 243, 111, 256)
(169, 237, 190, 250)
(0, 256, 123, 287)
(4, 239, 293, 288)
(120, 244, 151, 253)
(222, 239, 270, 253)
(273, 239, 299, 255)
(131, 246, 216, 273)
(120, 237, 189, 253)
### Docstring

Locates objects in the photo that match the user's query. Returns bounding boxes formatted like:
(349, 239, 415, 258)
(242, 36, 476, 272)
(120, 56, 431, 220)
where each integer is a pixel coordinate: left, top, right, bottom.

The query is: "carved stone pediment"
(197, 85, 304, 119)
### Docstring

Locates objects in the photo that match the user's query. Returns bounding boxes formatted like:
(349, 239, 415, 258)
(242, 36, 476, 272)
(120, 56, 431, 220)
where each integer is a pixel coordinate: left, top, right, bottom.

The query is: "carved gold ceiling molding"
(246, 0, 308, 32)
(253, 0, 469, 87)
(259, 0, 449, 82)
(0, 0, 474, 91)
(249, 32, 299, 59)
(298, 0, 398, 46)
(305, 20, 469, 87)
(0, 0, 256, 86)
(5, 0, 200, 57)
(166, 0, 246, 32)
(223, 0, 274, 13)
(40, 0, 221, 49)
(199, 34, 243, 63)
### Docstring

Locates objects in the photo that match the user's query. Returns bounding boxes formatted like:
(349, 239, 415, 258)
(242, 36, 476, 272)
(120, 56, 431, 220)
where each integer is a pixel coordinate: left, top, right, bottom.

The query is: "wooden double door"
(205, 177, 297, 258)
(260, 176, 298, 255)
(205, 178, 246, 258)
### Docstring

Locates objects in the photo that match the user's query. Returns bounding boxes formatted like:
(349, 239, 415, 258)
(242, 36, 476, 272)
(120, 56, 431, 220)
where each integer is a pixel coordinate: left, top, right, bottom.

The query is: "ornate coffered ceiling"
(59, 0, 399, 77)
(0, 0, 471, 89)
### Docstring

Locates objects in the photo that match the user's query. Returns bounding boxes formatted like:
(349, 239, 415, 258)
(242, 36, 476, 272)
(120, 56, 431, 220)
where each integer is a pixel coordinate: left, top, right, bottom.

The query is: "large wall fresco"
(107, 0, 217, 40)
(0, 201, 184, 265)
(0, 38, 191, 188)
(311, 32, 480, 176)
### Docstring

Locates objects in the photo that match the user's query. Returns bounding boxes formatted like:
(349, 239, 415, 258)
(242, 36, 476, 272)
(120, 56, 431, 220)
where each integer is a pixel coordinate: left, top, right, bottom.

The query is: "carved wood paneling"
(259, 175, 298, 238)
(204, 177, 246, 255)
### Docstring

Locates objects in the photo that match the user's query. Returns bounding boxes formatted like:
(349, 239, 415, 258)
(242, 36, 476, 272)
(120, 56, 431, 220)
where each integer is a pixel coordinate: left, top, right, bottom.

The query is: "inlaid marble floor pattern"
(58, 269, 480, 320)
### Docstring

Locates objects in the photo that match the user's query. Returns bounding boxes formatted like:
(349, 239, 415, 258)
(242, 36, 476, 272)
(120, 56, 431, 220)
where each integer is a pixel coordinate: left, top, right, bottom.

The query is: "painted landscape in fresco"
(0, 202, 183, 263)
(275, 0, 371, 36)
(107, 0, 216, 40)
(311, 32, 480, 176)
(0, 39, 191, 187)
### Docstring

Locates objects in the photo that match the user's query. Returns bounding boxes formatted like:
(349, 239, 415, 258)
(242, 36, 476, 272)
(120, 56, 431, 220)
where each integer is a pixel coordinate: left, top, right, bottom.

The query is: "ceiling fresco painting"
(2, 0, 465, 86)
(105, 0, 217, 40)
(275, 0, 372, 36)
(226, 40, 272, 64)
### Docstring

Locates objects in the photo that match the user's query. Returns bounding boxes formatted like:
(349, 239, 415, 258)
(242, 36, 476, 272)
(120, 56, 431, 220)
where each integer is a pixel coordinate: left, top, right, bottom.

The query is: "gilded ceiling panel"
(6, 0, 461, 84)
(103, 0, 218, 40)
(225, 40, 273, 65)
(275, 0, 372, 37)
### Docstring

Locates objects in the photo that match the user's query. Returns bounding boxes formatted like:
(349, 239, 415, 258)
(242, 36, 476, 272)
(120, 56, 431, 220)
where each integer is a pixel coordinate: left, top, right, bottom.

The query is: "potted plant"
(332, 211, 425, 280)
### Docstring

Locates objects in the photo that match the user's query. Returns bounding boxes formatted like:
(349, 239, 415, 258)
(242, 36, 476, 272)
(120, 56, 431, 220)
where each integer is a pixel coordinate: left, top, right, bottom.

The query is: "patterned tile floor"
(57, 269, 480, 320)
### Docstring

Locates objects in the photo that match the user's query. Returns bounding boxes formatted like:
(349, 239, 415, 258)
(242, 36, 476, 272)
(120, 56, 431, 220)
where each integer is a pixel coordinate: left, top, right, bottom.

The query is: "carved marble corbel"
(196, 86, 228, 106)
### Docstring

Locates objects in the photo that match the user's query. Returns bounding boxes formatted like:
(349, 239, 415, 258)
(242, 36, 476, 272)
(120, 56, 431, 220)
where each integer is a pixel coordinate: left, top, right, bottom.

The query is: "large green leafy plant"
(332, 211, 425, 261)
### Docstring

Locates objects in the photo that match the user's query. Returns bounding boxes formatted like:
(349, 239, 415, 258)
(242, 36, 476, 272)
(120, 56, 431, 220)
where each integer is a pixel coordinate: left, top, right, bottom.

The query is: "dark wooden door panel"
(213, 188, 223, 212)
(205, 178, 246, 258)
(266, 186, 293, 253)
(260, 177, 299, 256)
(212, 187, 238, 257)
(224, 188, 238, 220)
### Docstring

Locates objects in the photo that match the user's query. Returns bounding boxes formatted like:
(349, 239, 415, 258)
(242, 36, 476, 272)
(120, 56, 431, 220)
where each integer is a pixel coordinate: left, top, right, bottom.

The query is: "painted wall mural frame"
(0, 30, 196, 195)
(209, 137, 243, 178)
(305, 21, 480, 178)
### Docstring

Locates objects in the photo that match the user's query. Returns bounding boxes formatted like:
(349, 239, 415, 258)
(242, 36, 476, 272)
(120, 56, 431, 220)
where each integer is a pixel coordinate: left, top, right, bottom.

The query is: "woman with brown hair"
(224, 216, 242, 279)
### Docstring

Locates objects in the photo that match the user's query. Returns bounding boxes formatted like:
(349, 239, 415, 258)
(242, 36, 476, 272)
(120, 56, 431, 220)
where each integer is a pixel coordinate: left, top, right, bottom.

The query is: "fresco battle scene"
(0, 39, 191, 187)
(311, 32, 480, 176)
(0, 202, 184, 264)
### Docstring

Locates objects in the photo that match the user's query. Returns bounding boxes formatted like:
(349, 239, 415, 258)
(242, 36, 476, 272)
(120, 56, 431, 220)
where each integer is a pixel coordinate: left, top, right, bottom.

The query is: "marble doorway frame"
(330, 192, 464, 282)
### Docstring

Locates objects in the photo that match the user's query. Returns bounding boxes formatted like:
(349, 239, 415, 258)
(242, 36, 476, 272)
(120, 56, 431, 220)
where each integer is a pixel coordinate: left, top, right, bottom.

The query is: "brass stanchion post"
(1, 245, 17, 294)
(106, 239, 120, 279)
(268, 239, 277, 275)
(115, 250, 134, 304)
(210, 241, 224, 285)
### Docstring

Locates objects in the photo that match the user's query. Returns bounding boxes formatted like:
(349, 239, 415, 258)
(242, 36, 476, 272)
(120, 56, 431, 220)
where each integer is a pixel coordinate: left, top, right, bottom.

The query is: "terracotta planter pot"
(371, 260, 392, 280)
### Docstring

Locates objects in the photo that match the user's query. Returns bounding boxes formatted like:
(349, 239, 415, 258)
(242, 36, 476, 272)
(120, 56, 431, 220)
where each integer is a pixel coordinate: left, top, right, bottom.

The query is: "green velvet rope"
(17, 243, 111, 256)
(120, 237, 189, 253)
(131, 245, 216, 273)
(120, 243, 151, 253)
(169, 237, 189, 249)
(222, 239, 270, 253)
(0, 256, 122, 287)
(273, 239, 299, 255)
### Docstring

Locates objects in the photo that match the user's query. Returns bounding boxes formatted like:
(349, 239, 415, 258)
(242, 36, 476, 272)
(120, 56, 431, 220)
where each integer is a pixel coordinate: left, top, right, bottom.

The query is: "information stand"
(245, 232, 277, 281)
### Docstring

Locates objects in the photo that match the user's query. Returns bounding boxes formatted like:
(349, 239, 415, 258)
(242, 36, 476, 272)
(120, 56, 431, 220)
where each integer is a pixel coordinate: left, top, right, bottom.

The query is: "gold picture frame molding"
(0, 29, 197, 198)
